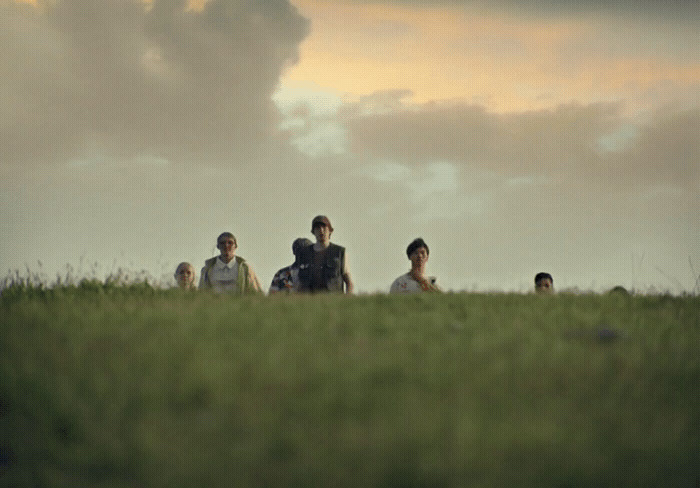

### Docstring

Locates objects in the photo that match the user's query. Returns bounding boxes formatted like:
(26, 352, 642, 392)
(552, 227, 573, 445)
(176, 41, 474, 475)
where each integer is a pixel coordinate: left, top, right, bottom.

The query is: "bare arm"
(343, 272, 354, 294)
(342, 250, 353, 294)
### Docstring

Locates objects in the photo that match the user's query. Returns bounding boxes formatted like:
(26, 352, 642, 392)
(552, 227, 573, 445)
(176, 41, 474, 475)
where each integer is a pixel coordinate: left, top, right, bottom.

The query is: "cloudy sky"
(1, 0, 698, 293)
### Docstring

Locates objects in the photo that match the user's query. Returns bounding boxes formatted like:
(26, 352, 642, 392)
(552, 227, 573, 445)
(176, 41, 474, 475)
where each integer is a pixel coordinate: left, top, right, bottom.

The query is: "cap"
(311, 215, 333, 232)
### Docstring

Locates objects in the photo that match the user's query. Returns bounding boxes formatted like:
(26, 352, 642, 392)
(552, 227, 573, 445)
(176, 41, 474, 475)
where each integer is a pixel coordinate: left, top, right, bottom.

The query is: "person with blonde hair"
(390, 238, 442, 293)
(174, 262, 196, 289)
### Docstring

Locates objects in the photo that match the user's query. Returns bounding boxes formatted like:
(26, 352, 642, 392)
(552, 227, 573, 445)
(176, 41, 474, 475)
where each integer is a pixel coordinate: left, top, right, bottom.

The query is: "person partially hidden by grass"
(199, 232, 262, 294)
(269, 238, 313, 294)
(390, 238, 442, 293)
(297, 215, 354, 293)
(174, 262, 196, 289)
(535, 272, 554, 294)
(608, 285, 630, 295)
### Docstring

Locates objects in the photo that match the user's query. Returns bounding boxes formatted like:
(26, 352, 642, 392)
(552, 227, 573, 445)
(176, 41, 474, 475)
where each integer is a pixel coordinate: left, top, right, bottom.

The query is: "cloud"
(273, 81, 347, 156)
(361, 160, 485, 221)
(0, 0, 309, 167)
(327, 0, 700, 21)
(608, 108, 700, 189)
(343, 94, 700, 190)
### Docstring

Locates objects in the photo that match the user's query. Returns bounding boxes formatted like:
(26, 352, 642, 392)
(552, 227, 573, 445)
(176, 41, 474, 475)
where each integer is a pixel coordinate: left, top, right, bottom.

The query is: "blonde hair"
(174, 262, 195, 288)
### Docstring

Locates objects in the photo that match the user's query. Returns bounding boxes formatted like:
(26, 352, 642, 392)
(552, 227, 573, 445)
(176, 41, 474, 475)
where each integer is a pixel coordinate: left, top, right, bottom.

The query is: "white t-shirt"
(390, 272, 441, 293)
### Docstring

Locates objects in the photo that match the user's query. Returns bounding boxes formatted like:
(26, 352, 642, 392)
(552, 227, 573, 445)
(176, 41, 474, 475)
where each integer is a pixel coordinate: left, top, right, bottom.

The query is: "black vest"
(297, 243, 345, 292)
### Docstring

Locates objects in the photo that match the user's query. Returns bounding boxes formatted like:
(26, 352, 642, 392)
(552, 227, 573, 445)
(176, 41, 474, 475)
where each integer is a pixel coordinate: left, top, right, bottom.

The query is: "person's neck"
(314, 240, 330, 251)
(219, 254, 235, 264)
(411, 265, 426, 279)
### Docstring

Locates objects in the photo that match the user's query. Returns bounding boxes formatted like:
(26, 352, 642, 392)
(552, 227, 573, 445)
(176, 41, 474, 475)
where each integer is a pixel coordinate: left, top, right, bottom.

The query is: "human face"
(409, 246, 429, 270)
(175, 264, 195, 289)
(313, 224, 331, 245)
(217, 236, 237, 262)
(536, 278, 553, 294)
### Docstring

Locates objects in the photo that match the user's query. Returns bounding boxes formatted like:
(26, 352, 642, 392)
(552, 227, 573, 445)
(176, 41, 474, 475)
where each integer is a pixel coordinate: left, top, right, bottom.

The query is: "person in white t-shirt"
(390, 238, 442, 293)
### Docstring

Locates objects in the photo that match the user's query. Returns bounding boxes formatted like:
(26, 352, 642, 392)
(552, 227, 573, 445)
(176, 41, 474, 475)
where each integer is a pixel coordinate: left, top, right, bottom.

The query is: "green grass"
(1, 286, 699, 487)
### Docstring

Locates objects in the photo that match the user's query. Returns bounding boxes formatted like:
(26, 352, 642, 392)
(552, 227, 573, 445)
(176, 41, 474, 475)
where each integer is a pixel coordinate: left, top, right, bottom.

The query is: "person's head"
(535, 272, 553, 293)
(216, 232, 237, 262)
(292, 237, 313, 261)
(406, 238, 429, 269)
(311, 215, 333, 245)
(608, 285, 629, 296)
(174, 262, 195, 289)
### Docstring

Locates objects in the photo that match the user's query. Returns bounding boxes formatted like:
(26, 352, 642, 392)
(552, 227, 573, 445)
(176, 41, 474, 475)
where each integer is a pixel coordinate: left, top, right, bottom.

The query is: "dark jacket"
(297, 243, 345, 292)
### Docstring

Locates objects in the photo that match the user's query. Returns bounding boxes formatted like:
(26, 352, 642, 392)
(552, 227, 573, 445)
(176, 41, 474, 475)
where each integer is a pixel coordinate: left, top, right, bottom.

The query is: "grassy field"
(1, 284, 698, 487)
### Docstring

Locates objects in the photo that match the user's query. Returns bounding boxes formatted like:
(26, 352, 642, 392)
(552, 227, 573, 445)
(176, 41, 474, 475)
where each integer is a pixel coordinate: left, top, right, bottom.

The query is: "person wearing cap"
(534, 272, 554, 294)
(297, 216, 353, 293)
(269, 237, 313, 294)
(390, 238, 442, 293)
(199, 232, 262, 294)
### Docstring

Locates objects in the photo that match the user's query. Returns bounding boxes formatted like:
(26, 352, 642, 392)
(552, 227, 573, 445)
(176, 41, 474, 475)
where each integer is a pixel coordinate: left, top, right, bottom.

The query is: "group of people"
(174, 215, 353, 295)
(174, 215, 556, 295)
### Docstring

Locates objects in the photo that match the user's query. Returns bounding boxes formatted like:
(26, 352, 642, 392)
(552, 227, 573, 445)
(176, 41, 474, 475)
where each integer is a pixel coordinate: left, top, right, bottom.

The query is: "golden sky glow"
(285, 0, 700, 113)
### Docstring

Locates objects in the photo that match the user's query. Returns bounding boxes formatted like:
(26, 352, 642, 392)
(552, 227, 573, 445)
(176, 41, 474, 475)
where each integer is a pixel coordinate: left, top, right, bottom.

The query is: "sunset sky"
(1, 0, 698, 293)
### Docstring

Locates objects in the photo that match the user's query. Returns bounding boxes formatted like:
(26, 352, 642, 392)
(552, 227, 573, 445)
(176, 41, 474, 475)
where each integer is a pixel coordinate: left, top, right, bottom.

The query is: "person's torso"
(298, 244, 344, 292)
(270, 265, 299, 292)
(210, 259, 239, 292)
(391, 273, 439, 293)
(204, 256, 248, 293)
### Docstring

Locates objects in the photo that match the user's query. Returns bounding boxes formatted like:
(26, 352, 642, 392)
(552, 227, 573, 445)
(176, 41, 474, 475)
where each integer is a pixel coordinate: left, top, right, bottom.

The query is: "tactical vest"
(297, 243, 345, 292)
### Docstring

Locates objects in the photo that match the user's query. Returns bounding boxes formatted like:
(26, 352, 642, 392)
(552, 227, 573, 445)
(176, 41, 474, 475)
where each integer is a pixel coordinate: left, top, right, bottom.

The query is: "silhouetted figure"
(269, 238, 313, 294)
(608, 285, 630, 295)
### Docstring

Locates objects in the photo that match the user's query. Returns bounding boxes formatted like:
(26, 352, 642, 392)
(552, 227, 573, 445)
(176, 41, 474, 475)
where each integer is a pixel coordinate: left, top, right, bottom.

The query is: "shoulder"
(329, 243, 345, 257)
(395, 272, 411, 282)
(428, 277, 442, 291)
(202, 257, 218, 274)
(235, 255, 252, 271)
(390, 273, 412, 292)
(273, 265, 292, 277)
(200, 257, 218, 287)
(270, 266, 292, 291)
